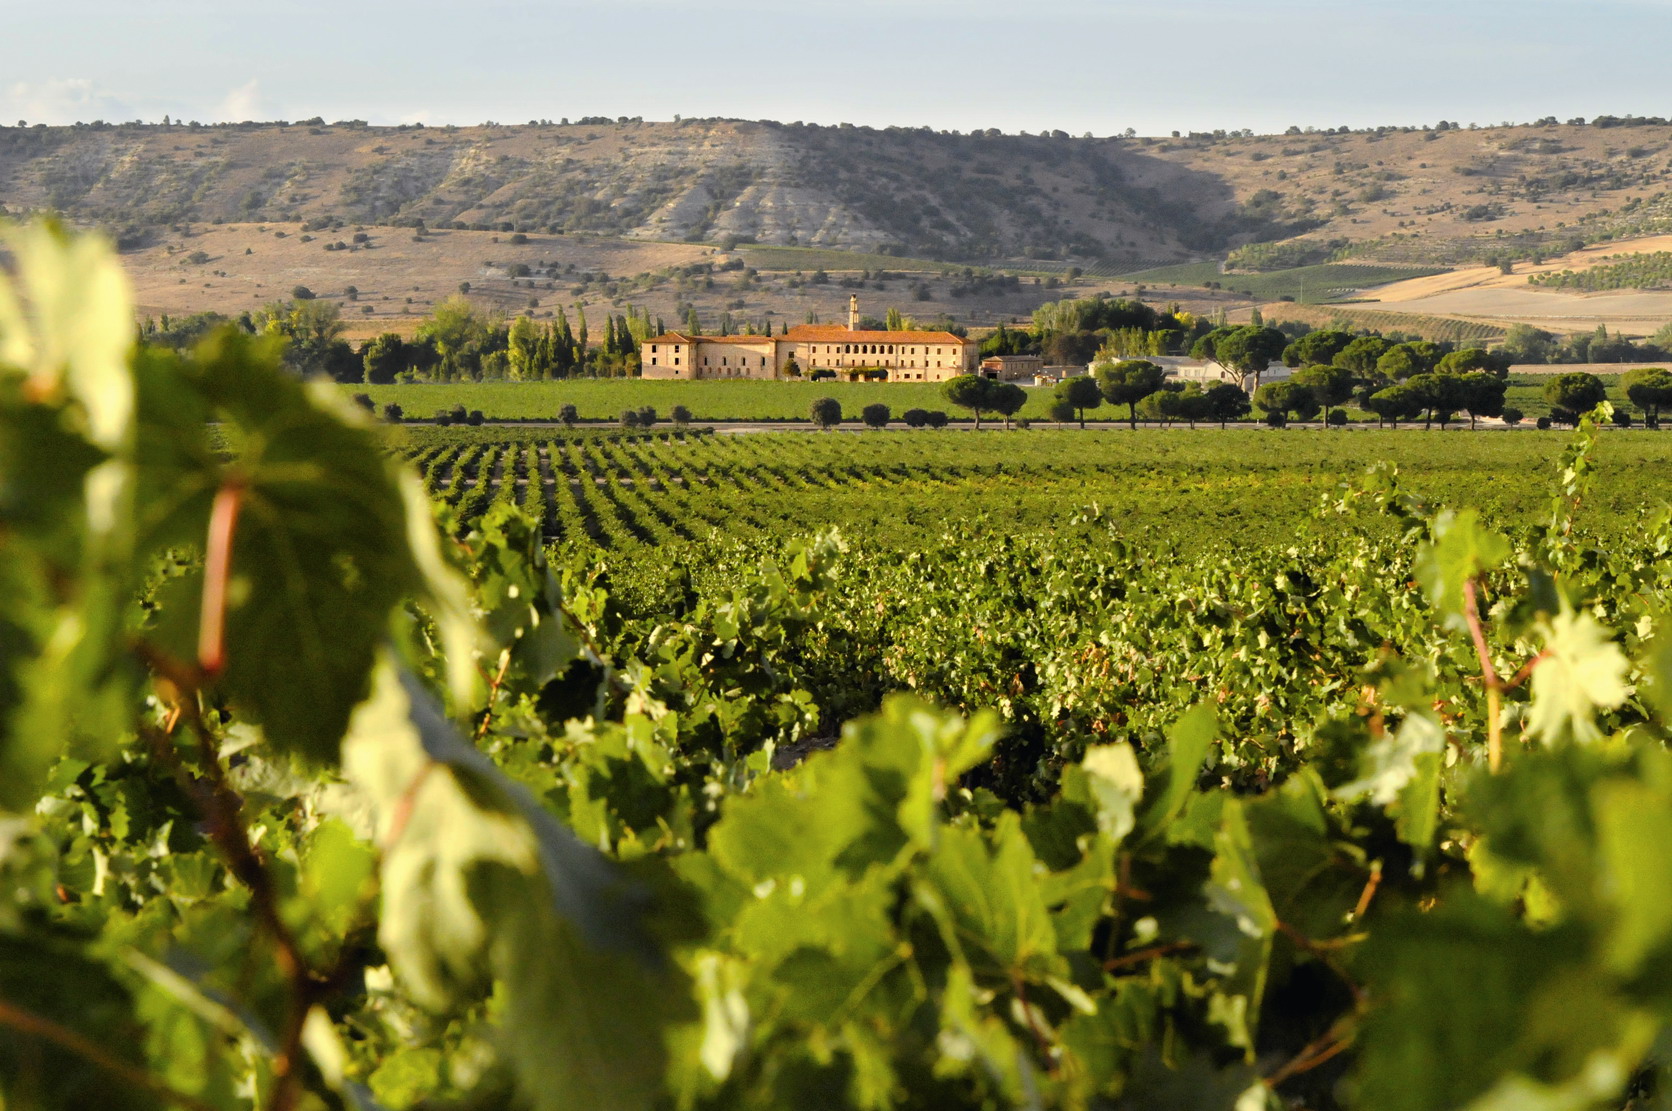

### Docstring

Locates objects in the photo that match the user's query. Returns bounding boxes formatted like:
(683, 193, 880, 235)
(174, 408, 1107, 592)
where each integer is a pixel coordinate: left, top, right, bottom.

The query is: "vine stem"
(1462, 578, 1503, 772)
(474, 649, 514, 742)
(1010, 974, 1059, 1075)
(0, 997, 219, 1111)
(1264, 1012, 1358, 1089)
(198, 477, 246, 678)
(141, 676, 319, 1111)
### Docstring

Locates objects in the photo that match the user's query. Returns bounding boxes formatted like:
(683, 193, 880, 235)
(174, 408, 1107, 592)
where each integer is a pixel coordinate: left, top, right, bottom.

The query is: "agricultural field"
(738, 245, 969, 274)
(21, 222, 1672, 1111)
(1119, 261, 1446, 302)
(359, 378, 1061, 421)
(395, 425, 1672, 556)
(1528, 251, 1672, 291)
(1351, 235, 1672, 334)
(1254, 302, 1509, 345)
(354, 372, 1645, 423)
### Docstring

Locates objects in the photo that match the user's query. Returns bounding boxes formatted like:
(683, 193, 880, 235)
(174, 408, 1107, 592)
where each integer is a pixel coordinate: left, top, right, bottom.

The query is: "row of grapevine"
(401, 425, 1672, 554)
(11, 224, 1672, 1111)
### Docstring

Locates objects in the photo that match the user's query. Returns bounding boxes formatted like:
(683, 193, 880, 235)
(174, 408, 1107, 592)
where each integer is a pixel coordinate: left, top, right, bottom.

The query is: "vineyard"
(1256, 303, 1510, 345)
(394, 424, 1672, 554)
(1114, 262, 1446, 302)
(357, 379, 1063, 422)
(1528, 251, 1672, 291)
(353, 365, 1634, 425)
(14, 222, 1672, 1111)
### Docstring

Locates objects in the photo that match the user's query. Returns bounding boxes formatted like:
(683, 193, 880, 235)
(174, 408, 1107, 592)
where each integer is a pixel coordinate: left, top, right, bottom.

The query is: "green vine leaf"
(342, 659, 674, 1111)
(1527, 606, 1630, 746)
(1413, 508, 1509, 630)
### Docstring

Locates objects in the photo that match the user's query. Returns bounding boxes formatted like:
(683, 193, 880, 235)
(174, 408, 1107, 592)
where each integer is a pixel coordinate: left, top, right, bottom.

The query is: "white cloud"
(215, 79, 272, 123)
(1, 78, 136, 125)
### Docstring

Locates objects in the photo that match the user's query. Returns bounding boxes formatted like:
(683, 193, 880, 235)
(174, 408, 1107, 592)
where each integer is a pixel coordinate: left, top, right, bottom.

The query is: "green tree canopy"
(1543, 372, 1608, 424)
(1436, 348, 1500, 377)
(1365, 383, 1424, 427)
(943, 374, 998, 429)
(1254, 380, 1318, 424)
(1376, 344, 1425, 382)
(1459, 371, 1509, 429)
(1292, 364, 1356, 423)
(1053, 375, 1102, 428)
(1283, 329, 1354, 368)
(1094, 359, 1166, 428)
(1212, 325, 1288, 390)
(1500, 323, 1556, 364)
(1405, 372, 1469, 429)
(1622, 367, 1672, 425)
(989, 382, 1028, 430)
(1203, 382, 1251, 427)
(810, 396, 843, 430)
(1333, 335, 1391, 376)
(361, 332, 406, 385)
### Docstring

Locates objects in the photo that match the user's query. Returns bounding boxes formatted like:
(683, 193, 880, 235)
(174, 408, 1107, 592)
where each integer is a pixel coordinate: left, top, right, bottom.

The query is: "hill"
(9, 117, 1672, 269)
(15, 116, 1672, 337)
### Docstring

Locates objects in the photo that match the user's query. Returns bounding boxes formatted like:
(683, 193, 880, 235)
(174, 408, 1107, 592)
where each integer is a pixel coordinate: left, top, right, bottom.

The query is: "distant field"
(356, 379, 1063, 422)
(738, 246, 968, 273)
(1120, 262, 1446, 302)
(1257, 303, 1509, 344)
(352, 371, 1650, 424)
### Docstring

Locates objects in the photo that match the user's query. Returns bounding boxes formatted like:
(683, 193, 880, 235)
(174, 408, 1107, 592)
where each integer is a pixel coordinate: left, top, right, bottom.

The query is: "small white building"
(1142, 355, 1291, 394)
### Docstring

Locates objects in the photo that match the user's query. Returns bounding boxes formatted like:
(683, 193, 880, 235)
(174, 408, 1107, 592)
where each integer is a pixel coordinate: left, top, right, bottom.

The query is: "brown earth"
(126, 221, 1106, 341)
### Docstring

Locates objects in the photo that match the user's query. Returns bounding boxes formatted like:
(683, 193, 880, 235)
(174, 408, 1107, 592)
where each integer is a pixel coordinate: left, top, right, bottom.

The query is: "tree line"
(139, 297, 660, 383)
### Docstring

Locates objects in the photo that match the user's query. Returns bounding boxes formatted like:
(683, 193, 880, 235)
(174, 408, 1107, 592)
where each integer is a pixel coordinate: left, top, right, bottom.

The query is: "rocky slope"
(6, 117, 1672, 268)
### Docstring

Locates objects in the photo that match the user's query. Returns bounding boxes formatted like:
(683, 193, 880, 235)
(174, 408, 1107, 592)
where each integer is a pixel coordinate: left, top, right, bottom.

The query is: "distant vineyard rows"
(1528, 251, 1672, 291)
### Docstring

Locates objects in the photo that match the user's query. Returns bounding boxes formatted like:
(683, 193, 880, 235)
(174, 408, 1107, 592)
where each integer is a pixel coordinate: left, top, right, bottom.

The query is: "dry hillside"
(15, 117, 1672, 338)
(7, 117, 1672, 270)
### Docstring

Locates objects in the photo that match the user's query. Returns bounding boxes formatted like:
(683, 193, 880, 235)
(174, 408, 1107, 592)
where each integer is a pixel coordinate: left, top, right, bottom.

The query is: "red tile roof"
(643, 332, 776, 345)
(644, 328, 971, 346)
(783, 325, 972, 344)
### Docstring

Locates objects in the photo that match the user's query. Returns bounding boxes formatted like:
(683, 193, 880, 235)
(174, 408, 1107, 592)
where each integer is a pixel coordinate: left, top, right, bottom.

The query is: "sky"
(3, 0, 1668, 137)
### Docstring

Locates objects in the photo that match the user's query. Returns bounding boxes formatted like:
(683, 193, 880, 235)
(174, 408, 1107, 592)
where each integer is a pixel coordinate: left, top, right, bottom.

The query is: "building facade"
(980, 355, 1044, 381)
(640, 296, 980, 383)
(1123, 355, 1292, 394)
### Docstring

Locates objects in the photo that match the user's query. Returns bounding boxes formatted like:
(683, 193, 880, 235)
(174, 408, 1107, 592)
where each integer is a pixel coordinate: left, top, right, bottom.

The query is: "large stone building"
(640, 296, 980, 383)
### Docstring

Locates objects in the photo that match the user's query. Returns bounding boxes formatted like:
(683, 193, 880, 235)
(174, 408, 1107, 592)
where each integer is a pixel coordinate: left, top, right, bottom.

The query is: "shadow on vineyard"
(8, 222, 1672, 1111)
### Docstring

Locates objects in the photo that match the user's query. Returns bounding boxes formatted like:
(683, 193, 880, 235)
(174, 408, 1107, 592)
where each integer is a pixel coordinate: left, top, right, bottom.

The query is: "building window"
(651, 357, 658, 366)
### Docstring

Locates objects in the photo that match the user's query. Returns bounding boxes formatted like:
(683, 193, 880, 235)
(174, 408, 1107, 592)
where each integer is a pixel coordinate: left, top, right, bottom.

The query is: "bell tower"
(849, 294, 859, 331)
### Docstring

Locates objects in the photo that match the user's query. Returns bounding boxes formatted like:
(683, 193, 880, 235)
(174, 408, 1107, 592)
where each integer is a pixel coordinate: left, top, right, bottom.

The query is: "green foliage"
(1527, 250, 1672, 291)
(1254, 379, 1318, 422)
(810, 395, 842, 429)
(941, 373, 997, 429)
(1054, 374, 1102, 427)
(1117, 261, 1444, 302)
(1623, 366, 1672, 423)
(15, 222, 1672, 1111)
(1094, 358, 1166, 427)
(1545, 372, 1609, 423)
(1292, 362, 1355, 412)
